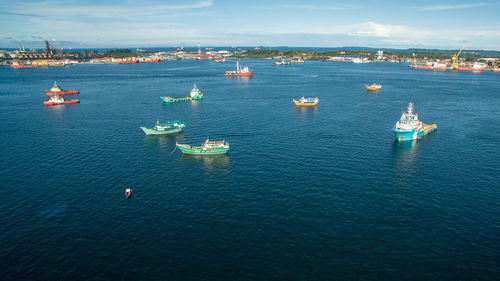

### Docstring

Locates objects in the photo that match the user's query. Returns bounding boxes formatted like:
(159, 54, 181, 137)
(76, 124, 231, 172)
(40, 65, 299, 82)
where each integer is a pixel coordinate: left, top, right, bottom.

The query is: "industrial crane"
(451, 46, 465, 70)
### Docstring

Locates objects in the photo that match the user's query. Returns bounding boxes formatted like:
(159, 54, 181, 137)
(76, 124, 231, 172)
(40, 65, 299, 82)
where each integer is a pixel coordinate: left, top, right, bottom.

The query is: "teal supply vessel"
(161, 84, 203, 103)
(140, 120, 185, 135)
(393, 102, 437, 141)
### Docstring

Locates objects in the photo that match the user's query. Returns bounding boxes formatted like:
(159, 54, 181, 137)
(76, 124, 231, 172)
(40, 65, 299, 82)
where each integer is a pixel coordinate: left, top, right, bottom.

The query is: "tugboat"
(45, 81, 80, 95)
(224, 61, 253, 77)
(393, 102, 437, 141)
(140, 120, 185, 135)
(176, 139, 230, 155)
(293, 97, 319, 106)
(189, 84, 204, 100)
(365, 83, 382, 91)
(43, 82, 80, 106)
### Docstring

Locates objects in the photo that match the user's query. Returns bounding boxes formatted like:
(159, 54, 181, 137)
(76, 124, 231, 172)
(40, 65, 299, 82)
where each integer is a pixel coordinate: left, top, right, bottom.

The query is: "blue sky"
(1, 0, 499, 50)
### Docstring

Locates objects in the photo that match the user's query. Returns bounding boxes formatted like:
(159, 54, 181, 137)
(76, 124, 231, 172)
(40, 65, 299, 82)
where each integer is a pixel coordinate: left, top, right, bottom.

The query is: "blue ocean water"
(0, 61, 499, 280)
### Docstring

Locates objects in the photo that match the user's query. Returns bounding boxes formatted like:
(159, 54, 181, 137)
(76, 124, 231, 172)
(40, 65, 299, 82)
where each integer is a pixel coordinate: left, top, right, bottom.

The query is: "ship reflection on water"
(180, 154, 230, 172)
(143, 133, 185, 148)
(392, 138, 419, 177)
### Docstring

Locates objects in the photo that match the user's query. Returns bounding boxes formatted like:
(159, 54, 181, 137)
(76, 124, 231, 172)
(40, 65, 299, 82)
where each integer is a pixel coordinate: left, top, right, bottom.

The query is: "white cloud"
(16, 0, 213, 20)
(285, 4, 358, 10)
(416, 2, 485, 11)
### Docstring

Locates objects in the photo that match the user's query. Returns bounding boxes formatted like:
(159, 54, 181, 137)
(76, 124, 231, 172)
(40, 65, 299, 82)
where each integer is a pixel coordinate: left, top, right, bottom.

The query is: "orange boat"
(45, 82, 79, 95)
(44, 98, 80, 106)
(43, 82, 80, 106)
(117, 59, 139, 64)
(457, 67, 485, 72)
(10, 61, 39, 69)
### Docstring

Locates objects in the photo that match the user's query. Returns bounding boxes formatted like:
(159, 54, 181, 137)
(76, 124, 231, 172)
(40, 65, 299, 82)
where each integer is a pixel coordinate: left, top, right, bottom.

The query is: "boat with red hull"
(44, 82, 80, 106)
(457, 67, 485, 72)
(10, 62, 39, 69)
(45, 81, 80, 96)
(44, 99, 80, 106)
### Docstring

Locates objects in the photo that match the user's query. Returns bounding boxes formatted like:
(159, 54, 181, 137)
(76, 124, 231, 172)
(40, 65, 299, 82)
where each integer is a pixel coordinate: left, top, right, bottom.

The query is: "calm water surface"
(0, 61, 499, 280)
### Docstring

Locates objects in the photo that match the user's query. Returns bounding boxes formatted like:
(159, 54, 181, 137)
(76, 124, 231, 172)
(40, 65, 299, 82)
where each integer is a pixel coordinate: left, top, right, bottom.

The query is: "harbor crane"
(451, 46, 465, 70)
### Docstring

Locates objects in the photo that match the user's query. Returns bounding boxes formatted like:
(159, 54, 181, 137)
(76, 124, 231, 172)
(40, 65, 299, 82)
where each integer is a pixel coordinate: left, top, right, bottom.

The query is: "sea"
(0, 60, 499, 280)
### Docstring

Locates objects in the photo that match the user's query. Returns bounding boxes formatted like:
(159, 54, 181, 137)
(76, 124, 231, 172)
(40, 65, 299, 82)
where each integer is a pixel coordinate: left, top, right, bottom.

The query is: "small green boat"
(140, 120, 185, 135)
(161, 84, 204, 103)
(176, 139, 230, 155)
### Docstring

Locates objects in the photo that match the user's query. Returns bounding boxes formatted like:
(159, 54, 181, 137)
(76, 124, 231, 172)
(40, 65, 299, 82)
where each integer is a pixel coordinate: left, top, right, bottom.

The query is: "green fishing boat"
(140, 120, 185, 135)
(176, 139, 230, 155)
(161, 84, 204, 103)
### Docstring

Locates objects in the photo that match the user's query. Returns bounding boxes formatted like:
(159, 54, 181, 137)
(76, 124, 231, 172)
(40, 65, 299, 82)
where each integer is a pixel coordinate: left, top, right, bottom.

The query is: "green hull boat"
(161, 84, 204, 103)
(141, 120, 185, 135)
(176, 139, 229, 155)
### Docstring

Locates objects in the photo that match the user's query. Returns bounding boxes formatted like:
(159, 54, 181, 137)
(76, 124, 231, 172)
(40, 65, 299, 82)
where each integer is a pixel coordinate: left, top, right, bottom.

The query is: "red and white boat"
(224, 61, 253, 77)
(44, 82, 80, 106)
(409, 62, 447, 71)
(45, 81, 80, 96)
(125, 188, 132, 198)
(457, 63, 485, 72)
(10, 61, 39, 69)
(44, 96, 80, 106)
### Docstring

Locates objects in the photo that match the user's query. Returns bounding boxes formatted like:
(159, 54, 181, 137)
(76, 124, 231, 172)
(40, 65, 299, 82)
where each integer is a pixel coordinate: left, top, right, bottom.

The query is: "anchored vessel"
(10, 61, 39, 69)
(293, 97, 319, 106)
(365, 83, 382, 91)
(176, 139, 230, 155)
(44, 82, 80, 106)
(161, 84, 204, 103)
(393, 103, 437, 141)
(140, 120, 185, 135)
(224, 61, 253, 77)
(273, 59, 290, 65)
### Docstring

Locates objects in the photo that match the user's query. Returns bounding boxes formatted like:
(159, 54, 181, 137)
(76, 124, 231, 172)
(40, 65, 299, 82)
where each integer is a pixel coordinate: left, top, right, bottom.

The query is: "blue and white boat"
(393, 103, 437, 141)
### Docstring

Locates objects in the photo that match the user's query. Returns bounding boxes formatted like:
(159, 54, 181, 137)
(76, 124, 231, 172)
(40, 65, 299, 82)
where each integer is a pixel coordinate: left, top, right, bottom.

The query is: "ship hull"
(44, 99, 80, 106)
(365, 85, 382, 91)
(293, 99, 318, 106)
(457, 68, 485, 72)
(224, 71, 253, 77)
(10, 64, 39, 69)
(45, 90, 80, 95)
(176, 144, 229, 155)
(161, 96, 191, 103)
(393, 124, 437, 141)
(140, 126, 183, 135)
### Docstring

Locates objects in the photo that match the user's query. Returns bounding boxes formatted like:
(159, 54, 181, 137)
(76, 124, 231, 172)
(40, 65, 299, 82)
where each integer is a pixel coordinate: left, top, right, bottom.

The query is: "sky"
(1, 0, 499, 50)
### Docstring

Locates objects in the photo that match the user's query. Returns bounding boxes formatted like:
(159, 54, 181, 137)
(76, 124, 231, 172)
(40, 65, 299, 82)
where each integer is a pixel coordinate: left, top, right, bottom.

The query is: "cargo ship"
(176, 139, 230, 155)
(293, 97, 319, 106)
(44, 82, 80, 106)
(140, 120, 185, 135)
(393, 102, 437, 141)
(409, 62, 447, 71)
(224, 61, 253, 77)
(161, 84, 204, 103)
